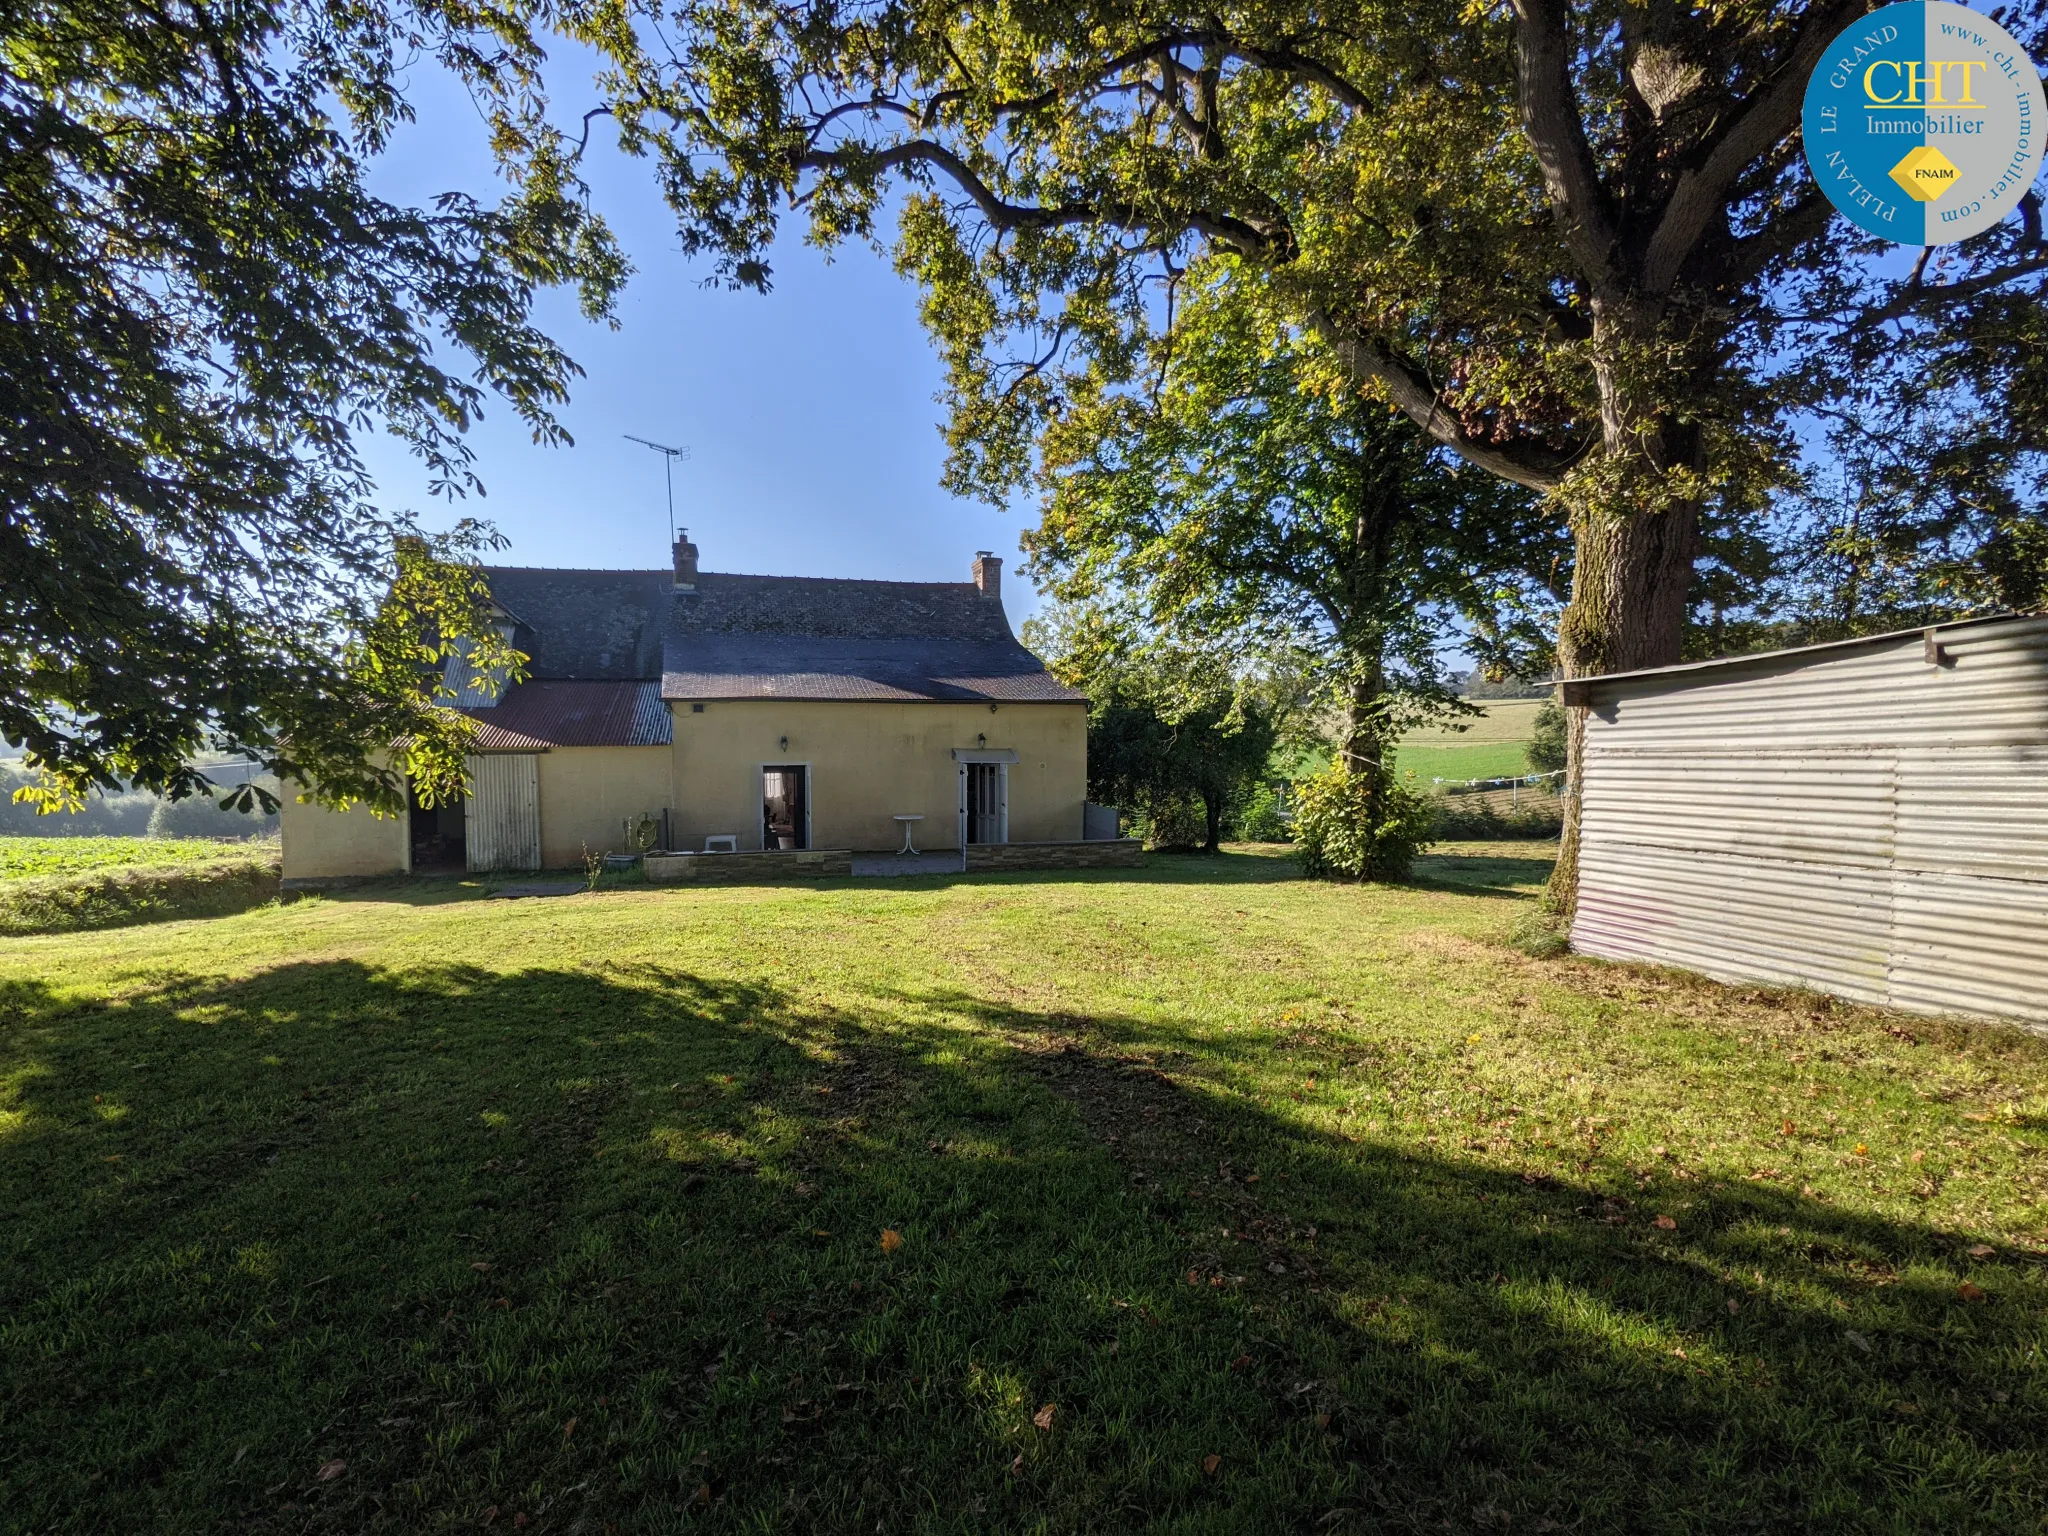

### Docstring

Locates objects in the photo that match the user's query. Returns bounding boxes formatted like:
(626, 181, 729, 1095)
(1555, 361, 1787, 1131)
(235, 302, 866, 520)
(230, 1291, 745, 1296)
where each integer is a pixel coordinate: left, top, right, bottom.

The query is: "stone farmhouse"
(280, 537, 1113, 881)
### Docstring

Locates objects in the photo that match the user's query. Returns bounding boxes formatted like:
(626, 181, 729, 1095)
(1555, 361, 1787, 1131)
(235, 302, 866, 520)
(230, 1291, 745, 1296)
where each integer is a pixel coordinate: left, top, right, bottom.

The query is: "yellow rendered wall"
(280, 792, 410, 880)
(667, 700, 1087, 852)
(536, 747, 674, 868)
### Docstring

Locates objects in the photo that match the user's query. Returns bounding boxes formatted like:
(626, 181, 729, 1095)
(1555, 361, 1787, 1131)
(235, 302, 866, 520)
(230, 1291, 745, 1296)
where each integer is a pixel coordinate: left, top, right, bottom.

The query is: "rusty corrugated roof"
(463, 681, 671, 750)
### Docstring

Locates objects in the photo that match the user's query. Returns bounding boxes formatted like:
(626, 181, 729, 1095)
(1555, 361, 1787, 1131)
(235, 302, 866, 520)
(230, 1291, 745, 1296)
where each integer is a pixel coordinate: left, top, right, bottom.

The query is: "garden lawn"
(1, 846, 2044, 1533)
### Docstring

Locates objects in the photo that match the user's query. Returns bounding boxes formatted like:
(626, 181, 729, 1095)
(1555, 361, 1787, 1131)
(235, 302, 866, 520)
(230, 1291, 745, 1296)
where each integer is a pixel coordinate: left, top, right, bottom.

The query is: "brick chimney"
(972, 550, 1002, 600)
(672, 530, 699, 591)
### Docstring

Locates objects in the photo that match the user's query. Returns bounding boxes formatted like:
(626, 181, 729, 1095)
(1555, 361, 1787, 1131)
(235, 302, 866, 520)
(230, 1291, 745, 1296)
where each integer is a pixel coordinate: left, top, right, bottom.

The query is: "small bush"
(1431, 796, 1564, 840)
(1526, 700, 1567, 775)
(1143, 794, 1209, 851)
(1291, 763, 1436, 881)
(1234, 787, 1292, 843)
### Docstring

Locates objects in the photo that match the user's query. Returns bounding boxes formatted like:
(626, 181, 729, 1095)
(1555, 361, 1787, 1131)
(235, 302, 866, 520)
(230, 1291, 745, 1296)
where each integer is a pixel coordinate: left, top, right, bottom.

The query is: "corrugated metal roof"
(463, 681, 672, 750)
(1568, 611, 2047, 693)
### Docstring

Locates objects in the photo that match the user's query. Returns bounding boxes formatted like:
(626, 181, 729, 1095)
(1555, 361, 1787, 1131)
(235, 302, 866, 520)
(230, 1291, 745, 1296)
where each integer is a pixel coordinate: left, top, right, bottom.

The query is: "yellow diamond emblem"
(1890, 145, 1960, 202)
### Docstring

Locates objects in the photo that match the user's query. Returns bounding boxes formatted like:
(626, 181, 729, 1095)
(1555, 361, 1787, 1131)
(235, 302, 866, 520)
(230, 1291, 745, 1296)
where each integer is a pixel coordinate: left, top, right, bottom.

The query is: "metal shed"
(1564, 613, 2048, 1027)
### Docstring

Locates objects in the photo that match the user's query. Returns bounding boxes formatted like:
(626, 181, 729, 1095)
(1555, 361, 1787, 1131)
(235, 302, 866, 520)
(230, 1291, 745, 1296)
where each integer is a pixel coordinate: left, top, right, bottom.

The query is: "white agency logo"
(1803, 1, 2046, 244)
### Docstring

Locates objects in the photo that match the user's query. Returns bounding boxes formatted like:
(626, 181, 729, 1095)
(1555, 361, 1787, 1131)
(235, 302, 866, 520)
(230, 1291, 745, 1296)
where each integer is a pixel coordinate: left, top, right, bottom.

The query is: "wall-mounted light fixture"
(989, 703, 999, 714)
(977, 732, 986, 748)
(779, 735, 789, 751)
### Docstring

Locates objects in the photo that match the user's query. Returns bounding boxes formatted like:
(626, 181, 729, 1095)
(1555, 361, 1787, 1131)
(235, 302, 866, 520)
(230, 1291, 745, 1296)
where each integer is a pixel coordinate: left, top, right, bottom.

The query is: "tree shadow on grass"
(0, 962, 2040, 1534)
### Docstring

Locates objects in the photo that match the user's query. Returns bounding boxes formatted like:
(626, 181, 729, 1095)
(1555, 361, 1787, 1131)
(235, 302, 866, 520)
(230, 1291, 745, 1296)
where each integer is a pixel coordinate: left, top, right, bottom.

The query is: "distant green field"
(0, 836, 274, 882)
(1404, 699, 1546, 744)
(1397, 701, 1548, 783)
(1397, 740, 1537, 782)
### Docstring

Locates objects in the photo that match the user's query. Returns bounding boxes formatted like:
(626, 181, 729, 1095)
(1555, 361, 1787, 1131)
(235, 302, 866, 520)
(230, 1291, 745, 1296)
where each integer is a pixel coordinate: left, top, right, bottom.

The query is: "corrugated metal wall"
(1572, 617, 2048, 1026)
(466, 753, 541, 871)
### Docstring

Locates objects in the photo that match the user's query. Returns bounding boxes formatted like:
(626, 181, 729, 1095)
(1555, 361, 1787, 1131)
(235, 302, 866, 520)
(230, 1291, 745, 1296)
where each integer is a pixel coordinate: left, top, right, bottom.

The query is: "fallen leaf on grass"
(471, 1261, 492, 1273)
(1958, 1282, 1986, 1302)
(879, 1229, 903, 1254)
(1846, 1330, 1873, 1354)
(1314, 1412, 1332, 1430)
(1967, 1244, 1995, 1258)
(1009, 1453, 1024, 1476)
(1202, 1454, 1222, 1477)
(315, 1459, 346, 1481)
(1652, 1215, 1677, 1231)
(1853, 1143, 1868, 1156)
(1032, 1403, 1055, 1431)
(692, 1484, 711, 1507)
(1230, 1354, 1253, 1372)
(563, 1418, 576, 1440)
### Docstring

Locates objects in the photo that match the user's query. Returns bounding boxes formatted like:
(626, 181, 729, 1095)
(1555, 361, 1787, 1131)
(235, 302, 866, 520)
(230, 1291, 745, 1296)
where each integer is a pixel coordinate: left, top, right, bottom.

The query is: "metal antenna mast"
(624, 434, 691, 543)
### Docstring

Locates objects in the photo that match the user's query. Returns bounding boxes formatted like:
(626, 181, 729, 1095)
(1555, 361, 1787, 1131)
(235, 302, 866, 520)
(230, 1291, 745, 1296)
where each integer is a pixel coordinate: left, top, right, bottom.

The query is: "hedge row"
(0, 858, 283, 936)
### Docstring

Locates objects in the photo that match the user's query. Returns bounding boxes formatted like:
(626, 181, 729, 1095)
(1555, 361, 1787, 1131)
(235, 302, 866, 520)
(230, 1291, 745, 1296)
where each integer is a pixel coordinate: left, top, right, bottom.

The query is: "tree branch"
(1310, 314, 1574, 492)
(799, 139, 1290, 258)
(1720, 190, 1836, 291)
(1510, 0, 1617, 281)
(1641, 0, 1866, 295)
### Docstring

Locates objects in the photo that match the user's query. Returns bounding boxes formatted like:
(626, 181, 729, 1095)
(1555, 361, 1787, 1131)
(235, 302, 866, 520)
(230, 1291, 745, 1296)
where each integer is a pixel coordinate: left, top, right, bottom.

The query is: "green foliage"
(2, 0, 622, 814)
(1034, 608, 1278, 854)
(1526, 701, 1568, 777)
(1027, 268, 1565, 737)
(1233, 786, 1292, 843)
(1430, 796, 1565, 842)
(1290, 761, 1436, 882)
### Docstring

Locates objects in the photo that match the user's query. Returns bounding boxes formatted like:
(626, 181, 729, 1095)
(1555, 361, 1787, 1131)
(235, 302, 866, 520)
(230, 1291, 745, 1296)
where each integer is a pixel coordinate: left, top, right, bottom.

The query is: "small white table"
(892, 815, 925, 855)
(704, 834, 738, 853)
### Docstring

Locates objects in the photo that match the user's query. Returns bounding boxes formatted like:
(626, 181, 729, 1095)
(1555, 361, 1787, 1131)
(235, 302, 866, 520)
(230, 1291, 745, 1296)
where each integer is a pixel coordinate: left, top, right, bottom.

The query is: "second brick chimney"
(972, 551, 1002, 601)
(672, 531, 699, 591)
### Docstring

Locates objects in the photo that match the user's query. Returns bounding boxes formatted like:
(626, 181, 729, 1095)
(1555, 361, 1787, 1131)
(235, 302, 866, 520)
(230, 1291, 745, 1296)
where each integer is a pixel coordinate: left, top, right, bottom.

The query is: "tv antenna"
(624, 434, 690, 543)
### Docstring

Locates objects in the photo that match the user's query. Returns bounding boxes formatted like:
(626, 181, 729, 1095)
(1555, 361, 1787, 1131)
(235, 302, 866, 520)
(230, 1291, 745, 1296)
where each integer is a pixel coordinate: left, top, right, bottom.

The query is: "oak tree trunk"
(1547, 495, 1700, 917)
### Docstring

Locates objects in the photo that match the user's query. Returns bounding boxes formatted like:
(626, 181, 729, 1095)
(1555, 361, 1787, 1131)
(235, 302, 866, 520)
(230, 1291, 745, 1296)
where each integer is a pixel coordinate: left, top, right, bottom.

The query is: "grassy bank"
(0, 837, 280, 934)
(0, 846, 2042, 1532)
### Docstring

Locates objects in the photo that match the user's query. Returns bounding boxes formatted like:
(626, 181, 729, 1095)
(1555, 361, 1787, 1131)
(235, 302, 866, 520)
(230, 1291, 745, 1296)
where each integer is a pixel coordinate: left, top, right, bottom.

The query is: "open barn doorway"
(408, 778, 466, 873)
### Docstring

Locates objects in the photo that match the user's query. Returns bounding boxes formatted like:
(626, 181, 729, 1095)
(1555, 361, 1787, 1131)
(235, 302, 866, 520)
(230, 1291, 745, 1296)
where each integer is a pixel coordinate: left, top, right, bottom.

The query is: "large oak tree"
(589, 0, 2048, 911)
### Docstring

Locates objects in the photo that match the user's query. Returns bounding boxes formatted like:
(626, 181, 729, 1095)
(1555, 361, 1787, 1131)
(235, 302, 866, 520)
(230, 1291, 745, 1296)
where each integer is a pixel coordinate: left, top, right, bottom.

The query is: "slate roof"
(478, 567, 670, 681)
(468, 564, 1079, 709)
(661, 572, 1083, 704)
(465, 681, 671, 750)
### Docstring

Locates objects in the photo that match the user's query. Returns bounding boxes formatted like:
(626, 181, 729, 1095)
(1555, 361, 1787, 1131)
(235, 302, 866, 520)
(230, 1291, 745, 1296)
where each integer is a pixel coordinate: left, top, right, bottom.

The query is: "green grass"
(0, 837, 281, 935)
(1403, 700, 1547, 745)
(2, 846, 2044, 1532)
(1397, 741, 1538, 782)
(0, 834, 275, 880)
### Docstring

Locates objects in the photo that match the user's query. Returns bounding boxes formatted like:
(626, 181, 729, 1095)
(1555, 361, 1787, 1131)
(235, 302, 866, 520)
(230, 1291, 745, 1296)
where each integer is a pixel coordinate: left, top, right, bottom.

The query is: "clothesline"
(1431, 768, 1567, 790)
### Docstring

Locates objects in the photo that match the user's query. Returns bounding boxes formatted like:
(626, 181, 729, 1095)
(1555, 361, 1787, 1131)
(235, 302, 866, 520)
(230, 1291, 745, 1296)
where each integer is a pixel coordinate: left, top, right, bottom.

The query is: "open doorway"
(762, 765, 809, 850)
(408, 778, 466, 873)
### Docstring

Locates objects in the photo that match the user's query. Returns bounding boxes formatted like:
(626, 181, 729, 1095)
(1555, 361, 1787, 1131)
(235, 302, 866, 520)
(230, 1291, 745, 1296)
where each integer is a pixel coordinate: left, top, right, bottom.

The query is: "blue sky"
(359, 65, 1044, 632)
